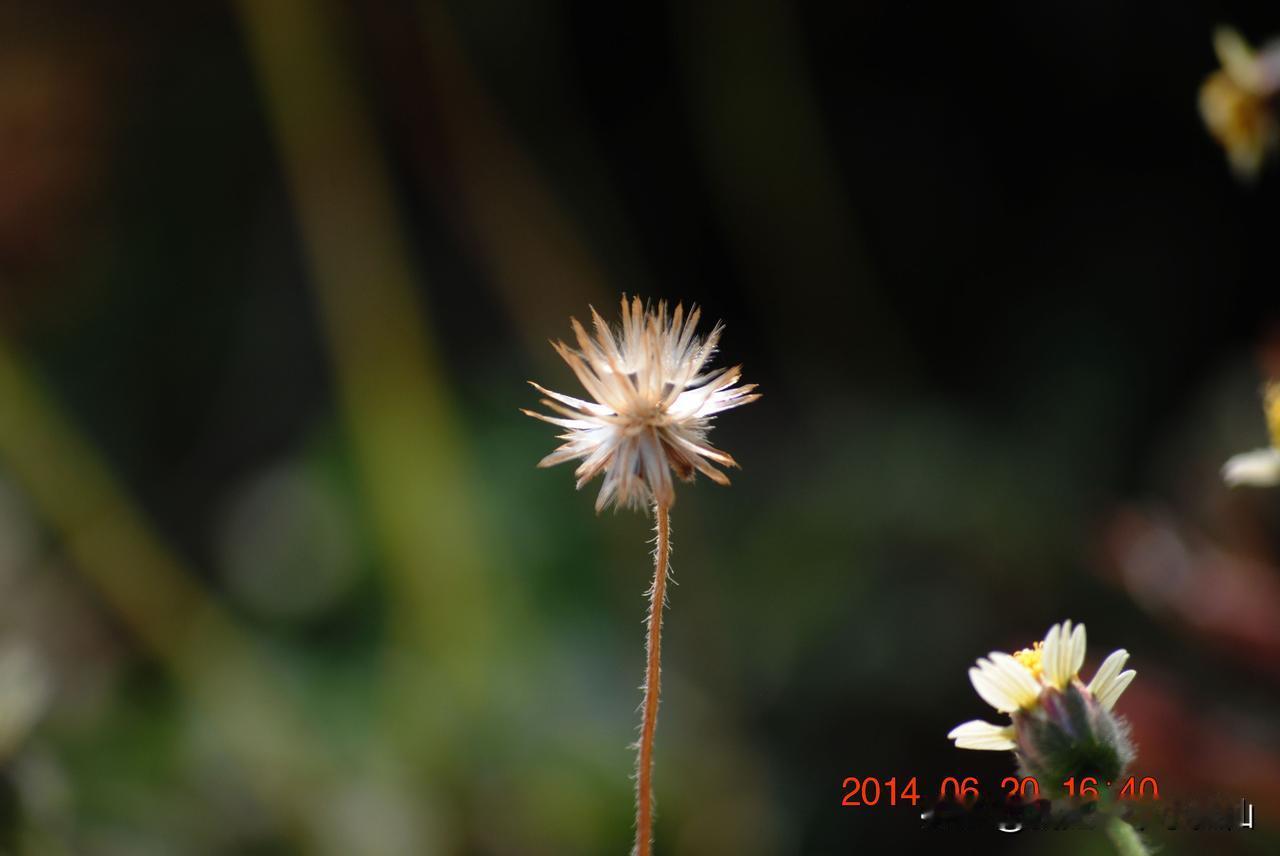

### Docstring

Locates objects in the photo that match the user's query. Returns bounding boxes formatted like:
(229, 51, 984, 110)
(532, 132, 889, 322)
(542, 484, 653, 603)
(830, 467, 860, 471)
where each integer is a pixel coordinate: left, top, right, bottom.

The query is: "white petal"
(667, 430, 736, 467)
(969, 655, 1039, 713)
(669, 382, 722, 420)
(1040, 620, 1084, 689)
(528, 382, 612, 417)
(522, 409, 600, 431)
(968, 666, 1016, 712)
(1041, 622, 1066, 688)
(989, 653, 1042, 706)
(1069, 622, 1087, 679)
(1222, 448, 1280, 487)
(1087, 649, 1129, 698)
(572, 434, 618, 488)
(947, 719, 1016, 751)
(637, 430, 673, 508)
(700, 387, 761, 417)
(1095, 670, 1136, 711)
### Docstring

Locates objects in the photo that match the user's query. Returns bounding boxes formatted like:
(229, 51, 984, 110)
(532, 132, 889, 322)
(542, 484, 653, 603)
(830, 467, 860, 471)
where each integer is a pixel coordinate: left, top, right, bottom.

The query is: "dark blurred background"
(0, 1, 1278, 854)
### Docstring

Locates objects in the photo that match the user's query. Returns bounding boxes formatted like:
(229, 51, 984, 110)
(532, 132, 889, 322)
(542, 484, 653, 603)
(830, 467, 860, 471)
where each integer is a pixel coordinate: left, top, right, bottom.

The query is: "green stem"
(1105, 816, 1151, 856)
(634, 503, 671, 856)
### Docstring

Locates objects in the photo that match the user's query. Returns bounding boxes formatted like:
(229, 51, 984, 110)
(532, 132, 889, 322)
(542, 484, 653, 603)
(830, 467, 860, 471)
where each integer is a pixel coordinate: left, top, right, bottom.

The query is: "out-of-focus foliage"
(0, 2, 1276, 855)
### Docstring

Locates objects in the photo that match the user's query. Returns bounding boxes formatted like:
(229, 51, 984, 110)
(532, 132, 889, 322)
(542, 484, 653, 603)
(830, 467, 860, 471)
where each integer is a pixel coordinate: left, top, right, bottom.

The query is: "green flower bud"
(1013, 681, 1135, 800)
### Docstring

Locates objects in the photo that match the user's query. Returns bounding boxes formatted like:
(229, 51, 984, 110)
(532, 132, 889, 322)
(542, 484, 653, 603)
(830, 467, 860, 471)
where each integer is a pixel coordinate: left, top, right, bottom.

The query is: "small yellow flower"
(948, 620, 1135, 751)
(1222, 381, 1280, 487)
(1200, 27, 1280, 179)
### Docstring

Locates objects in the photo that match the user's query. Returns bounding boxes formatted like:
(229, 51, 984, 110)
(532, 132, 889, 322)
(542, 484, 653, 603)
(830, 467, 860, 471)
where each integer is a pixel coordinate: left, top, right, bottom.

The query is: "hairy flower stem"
(635, 503, 671, 856)
(1105, 816, 1151, 856)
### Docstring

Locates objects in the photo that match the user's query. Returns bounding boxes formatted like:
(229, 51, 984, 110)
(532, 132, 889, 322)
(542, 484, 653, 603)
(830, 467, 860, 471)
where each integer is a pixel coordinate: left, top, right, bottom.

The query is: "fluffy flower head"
(525, 296, 759, 512)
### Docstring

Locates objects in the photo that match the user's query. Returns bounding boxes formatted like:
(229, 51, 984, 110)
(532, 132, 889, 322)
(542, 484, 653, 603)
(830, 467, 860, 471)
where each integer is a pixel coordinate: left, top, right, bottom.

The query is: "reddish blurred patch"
(1102, 508, 1280, 680)
(1111, 676, 1280, 809)
(1097, 507, 1280, 808)
(0, 7, 121, 322)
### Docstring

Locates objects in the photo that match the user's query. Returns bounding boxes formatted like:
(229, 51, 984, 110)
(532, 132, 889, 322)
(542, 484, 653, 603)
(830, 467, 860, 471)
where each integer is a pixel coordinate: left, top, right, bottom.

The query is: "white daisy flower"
(947, 719, 1016, 751)
(948, 620, 1136, 752)
(1223, 381, 1280, 487)
(524, 296, 759, 512)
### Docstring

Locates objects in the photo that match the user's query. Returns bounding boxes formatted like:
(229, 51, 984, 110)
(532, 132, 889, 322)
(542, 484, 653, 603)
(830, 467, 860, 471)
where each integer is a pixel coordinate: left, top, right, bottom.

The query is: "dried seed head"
(524, 296, 759, 512)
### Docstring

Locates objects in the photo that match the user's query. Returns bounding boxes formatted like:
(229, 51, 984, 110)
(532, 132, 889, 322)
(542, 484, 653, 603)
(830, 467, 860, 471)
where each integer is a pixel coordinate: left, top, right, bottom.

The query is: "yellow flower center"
(1013, 641, 1044, 680)
(1266, 381, 1280, 449)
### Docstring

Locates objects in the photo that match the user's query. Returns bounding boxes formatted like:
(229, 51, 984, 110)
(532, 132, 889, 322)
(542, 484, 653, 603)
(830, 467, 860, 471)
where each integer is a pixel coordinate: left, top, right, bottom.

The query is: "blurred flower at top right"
(1200, 27, 1280, 180)
(1222, 381, 1280, 486)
